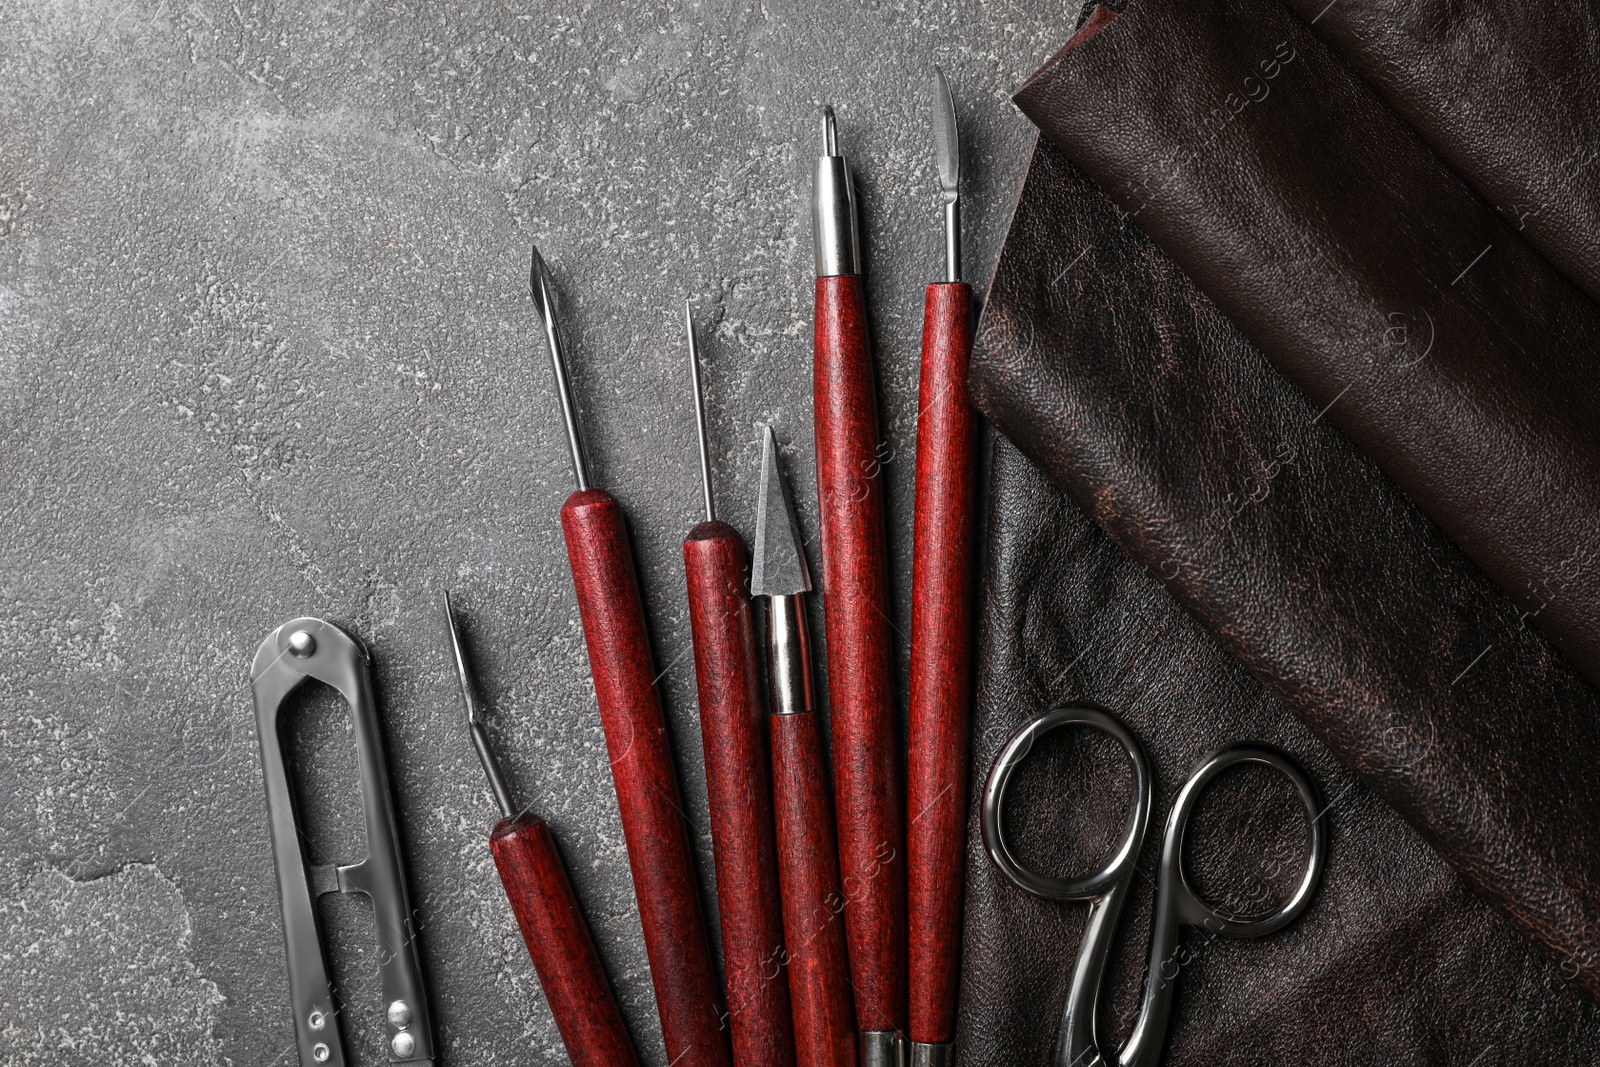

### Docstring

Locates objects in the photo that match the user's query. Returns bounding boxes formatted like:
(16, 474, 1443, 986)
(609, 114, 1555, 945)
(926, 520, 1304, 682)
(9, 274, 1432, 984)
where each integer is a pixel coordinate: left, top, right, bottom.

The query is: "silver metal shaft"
(529, 244, 591, 492)
(765, 593, 814, 716)
(813, 105, 862, 278)
(931, 67, 962, 284)
(445, 591, 517, 819)
(684, 301, 715, 523)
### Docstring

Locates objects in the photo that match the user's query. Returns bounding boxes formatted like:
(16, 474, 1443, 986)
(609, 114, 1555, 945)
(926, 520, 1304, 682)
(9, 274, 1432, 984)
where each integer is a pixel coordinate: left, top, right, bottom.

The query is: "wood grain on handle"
(561, 489, 732, 1067)
(490, 812, 641, 1067)
(684, 522, 796, 1067)
(812, 274, 906, 1036)
(770, 710, 858, 1067)
(905, 282, 977, 1047)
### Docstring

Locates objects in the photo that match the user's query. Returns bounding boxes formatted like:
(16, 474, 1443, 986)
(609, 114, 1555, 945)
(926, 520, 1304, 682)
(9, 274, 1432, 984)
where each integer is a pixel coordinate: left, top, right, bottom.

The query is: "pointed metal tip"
(751, 424, 812, 598)
(822, 105, 838, 156)
(443, 591, 479, 724)
(528, 244, 553, 317)
(685, 301, 715, 523)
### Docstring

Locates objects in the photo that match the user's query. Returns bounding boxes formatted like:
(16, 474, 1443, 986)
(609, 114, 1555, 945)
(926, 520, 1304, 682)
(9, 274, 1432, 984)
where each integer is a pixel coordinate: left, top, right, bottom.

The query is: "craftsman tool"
(529, 246, 731, 1067)
(906, 67, 978, 1067)
(444, 592, 640, 1067)
(249, 618, 435, 1067)
(981, 707, 1327, 1067)
(752, 424, 857, 1067)
(680, 305, 796, 1067)
(811, 104, 906, 1067)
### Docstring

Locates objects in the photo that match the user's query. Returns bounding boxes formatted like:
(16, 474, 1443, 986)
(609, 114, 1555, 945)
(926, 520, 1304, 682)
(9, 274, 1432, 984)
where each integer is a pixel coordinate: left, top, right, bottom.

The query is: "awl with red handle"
(529, 248, 731, 1067)
(905, 69, 977, 1067)
(810, 106, 907, 1067)
(445, 592, 640, 1067)
(753, 424, 857, 1067)
(680, 305, 797, 1067)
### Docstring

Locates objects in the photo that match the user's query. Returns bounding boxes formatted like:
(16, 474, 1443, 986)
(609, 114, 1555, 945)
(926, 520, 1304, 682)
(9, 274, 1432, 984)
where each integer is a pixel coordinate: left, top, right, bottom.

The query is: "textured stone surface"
(0, 2, 1072, 1063)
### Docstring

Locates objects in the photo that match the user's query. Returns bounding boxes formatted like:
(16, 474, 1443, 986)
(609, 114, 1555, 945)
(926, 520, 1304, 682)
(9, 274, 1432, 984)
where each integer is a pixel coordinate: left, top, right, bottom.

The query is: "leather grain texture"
(957, 134, 1600, 1061)
(1014, 0, 1600, 694)
(1279, 0, 1600, 307)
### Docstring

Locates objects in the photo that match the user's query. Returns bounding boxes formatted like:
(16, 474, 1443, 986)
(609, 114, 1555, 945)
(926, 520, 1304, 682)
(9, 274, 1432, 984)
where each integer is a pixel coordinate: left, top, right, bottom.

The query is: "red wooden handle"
(770, 710, 858, 1067)
(905, 282, 977, 1046)
(490, 812, 641, 1067)
(813, 273, 906, 1035)
(561, 489, 731, 1067)
(684, 522, 796, 1067)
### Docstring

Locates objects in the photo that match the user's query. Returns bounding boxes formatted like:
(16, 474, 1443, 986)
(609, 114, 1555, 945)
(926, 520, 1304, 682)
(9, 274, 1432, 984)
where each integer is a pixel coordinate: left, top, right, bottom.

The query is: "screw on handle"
(906, 281, 977, 1048)
(684, 522, 798, 1067)
(561, 488, 732, 1067)
(491, 812, 641, 1067)
(812, 273, 906, 1036)
(770, 708, 858, 1067)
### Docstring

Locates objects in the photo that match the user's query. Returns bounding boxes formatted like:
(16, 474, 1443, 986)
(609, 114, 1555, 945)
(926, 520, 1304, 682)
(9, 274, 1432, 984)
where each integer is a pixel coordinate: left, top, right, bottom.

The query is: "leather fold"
(1013, 0, 1600, 692)
(965, 130, 1600, 1031)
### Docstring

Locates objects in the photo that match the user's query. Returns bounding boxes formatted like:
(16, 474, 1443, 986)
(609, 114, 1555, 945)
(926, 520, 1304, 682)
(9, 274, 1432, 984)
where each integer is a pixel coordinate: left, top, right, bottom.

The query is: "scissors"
(980, 706, 1326, 1067)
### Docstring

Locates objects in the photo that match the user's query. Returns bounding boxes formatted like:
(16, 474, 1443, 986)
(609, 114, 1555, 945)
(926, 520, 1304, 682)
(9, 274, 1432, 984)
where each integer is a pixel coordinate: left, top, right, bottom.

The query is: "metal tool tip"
(443, 591, 479, 723)
(822, 105, 838, 156)
(685, 301, 715, 523)
(931, 67, 960, 201)
(751, 424, 812, 597)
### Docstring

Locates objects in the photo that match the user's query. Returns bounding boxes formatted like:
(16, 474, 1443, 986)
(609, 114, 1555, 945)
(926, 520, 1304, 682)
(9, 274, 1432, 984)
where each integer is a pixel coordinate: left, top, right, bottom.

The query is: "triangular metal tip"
(932, 67, 960, 200)
(751, 425, 812, 598)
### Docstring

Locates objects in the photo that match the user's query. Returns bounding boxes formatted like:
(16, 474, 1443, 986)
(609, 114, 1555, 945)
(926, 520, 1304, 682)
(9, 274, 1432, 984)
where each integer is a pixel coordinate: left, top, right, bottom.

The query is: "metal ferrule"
(813, 154, 861, 278)
(765, 593, 814, 716)
(943, 200, 961, 283)
(861, 1030, 908, 1067)
(910, 1042, 952, 1067)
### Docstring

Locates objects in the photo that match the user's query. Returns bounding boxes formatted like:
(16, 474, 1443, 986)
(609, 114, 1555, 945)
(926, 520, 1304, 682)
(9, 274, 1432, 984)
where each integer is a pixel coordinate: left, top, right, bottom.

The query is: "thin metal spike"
(685, 301, 715, 523)
(751, 425, 812, 598)
(822, 104, 838, 157)
(445, 591, 517, 819)
(528, 244, 590, 491)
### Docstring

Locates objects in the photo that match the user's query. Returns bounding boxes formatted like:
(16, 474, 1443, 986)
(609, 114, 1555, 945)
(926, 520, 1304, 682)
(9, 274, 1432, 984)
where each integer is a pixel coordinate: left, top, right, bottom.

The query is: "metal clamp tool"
(250, 617, 436, 1066)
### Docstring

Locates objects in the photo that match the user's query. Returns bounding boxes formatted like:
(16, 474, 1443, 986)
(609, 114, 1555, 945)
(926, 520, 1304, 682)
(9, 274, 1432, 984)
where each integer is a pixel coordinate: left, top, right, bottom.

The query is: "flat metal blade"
(751, 424, 812, 598)
(932, 66, 959, 203)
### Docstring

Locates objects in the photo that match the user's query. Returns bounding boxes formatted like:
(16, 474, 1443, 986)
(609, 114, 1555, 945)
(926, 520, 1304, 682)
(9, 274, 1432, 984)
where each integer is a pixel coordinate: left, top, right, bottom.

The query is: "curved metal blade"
(932, 66, 960, 203)
(751, 424, 812, 598)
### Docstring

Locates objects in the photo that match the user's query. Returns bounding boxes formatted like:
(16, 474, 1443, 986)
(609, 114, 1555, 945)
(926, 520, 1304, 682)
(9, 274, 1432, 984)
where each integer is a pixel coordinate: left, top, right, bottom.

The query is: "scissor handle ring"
(1162, 744, 1326, 939)
(981, 706, 1153, 901)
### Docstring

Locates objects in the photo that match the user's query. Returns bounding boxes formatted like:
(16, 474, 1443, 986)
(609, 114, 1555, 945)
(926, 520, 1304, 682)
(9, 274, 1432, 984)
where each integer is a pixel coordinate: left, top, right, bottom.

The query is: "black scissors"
(980, 706, 1326, 1067)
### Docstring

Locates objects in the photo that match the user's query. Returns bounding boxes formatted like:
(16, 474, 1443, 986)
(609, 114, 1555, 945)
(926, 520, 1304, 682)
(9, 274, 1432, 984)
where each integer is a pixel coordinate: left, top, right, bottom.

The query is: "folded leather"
(960, 435, 1600, 1064)
(1013, 0, 1600, 694)
(964, 134, 1600, 1061)
(1279, 0, 1600, 307)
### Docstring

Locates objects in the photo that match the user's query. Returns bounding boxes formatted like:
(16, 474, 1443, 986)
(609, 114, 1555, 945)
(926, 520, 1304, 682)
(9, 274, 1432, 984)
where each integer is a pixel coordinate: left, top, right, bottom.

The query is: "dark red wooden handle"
(813, 273, 906, 1035)
(561, 489, 731, 1067)
(684, 522, 796, 1067)
(490, 812, 641, 1067)
(770, 710, 858, 1067)
(906, 282, 977, 1046)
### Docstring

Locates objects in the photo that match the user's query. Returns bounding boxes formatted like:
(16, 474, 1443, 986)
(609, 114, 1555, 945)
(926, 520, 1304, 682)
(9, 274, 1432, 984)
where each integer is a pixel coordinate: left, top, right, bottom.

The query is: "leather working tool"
(980, 706, 1326, 1067)
(529, 245, 731, 1067)
(444, 592, 639, 1067)
(250, 617, 436, 1066)
(905, 66, 978, 1067)
(810, 104, 907, 1067)
(753, 423, 858, 1067)
(680, 306, 796, 1067)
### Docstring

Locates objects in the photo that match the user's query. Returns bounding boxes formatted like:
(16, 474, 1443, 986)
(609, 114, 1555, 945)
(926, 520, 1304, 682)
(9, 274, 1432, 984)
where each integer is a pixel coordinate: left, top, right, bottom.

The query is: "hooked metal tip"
(822, 105, 838, 157)
(444, 591, 517, 819)
(684, 301, 715, 524)
(527, 243, 591, 492)
(751, 424, 812, 598)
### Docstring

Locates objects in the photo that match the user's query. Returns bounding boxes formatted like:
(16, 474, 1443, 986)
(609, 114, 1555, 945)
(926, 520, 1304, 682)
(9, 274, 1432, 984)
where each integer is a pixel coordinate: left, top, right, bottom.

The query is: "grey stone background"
(0, 2, 1077, 1064)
